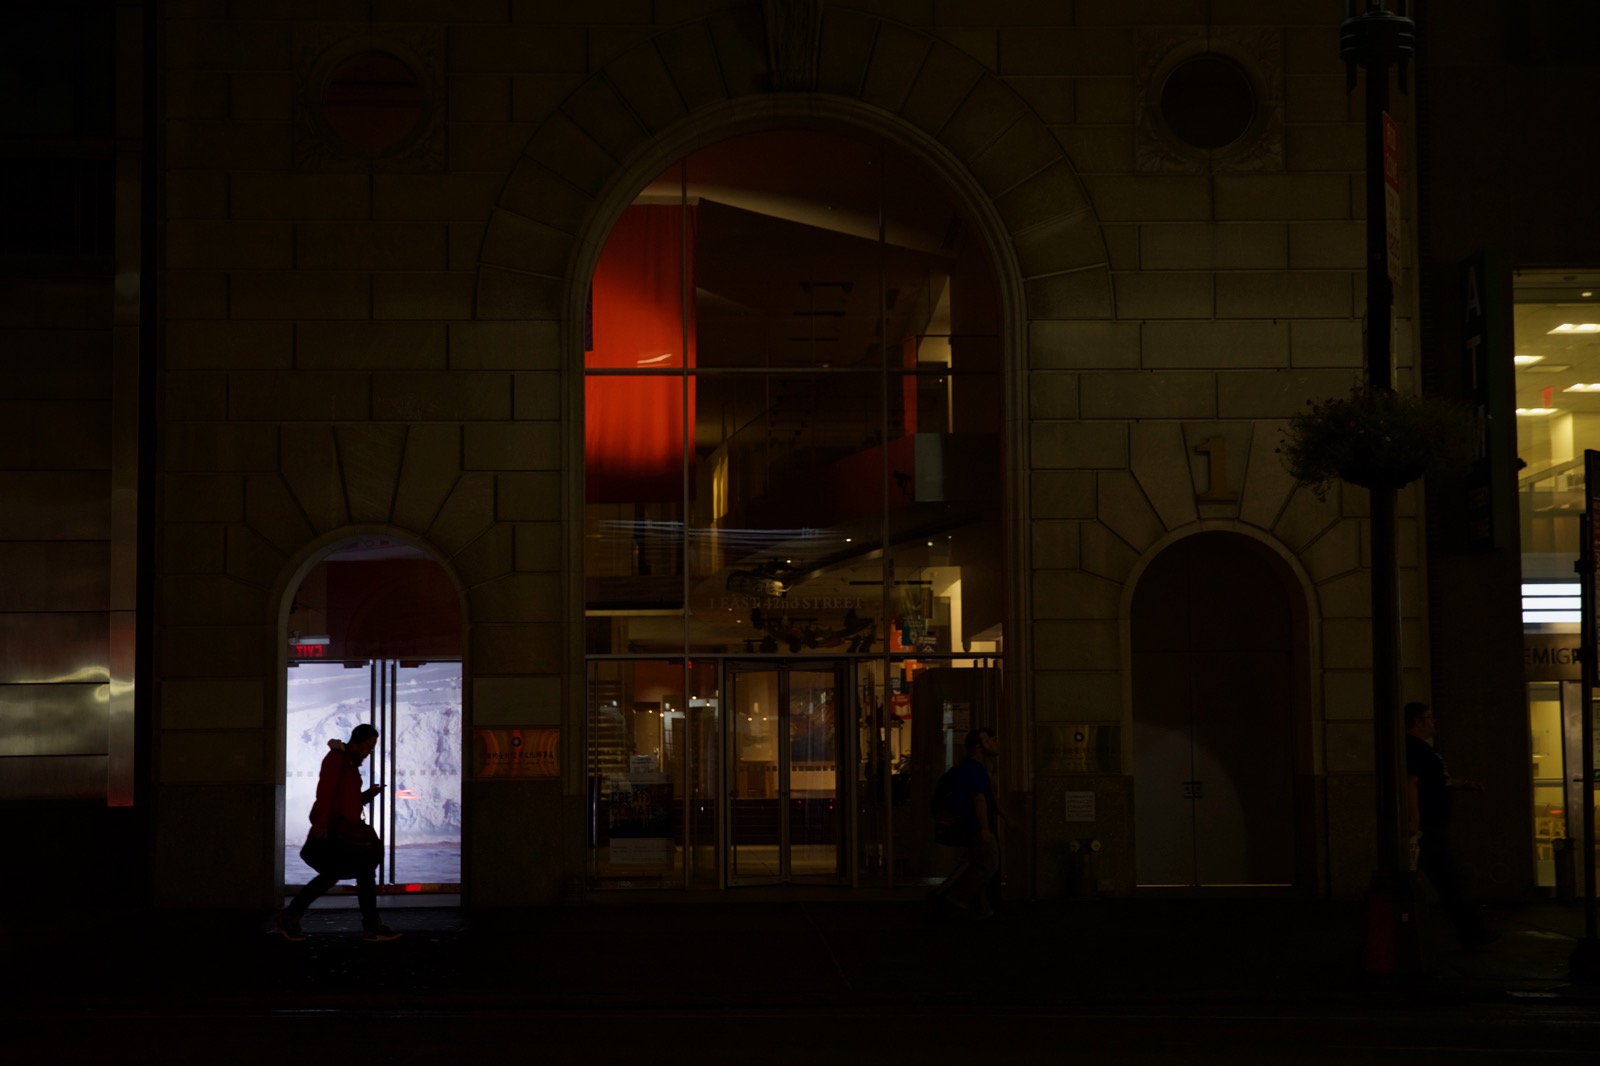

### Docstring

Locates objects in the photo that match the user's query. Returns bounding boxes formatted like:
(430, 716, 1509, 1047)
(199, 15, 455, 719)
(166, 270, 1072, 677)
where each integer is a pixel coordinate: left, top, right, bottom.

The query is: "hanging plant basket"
(1278, 386, 1475, 501)
(1337, 457, 1429, 490)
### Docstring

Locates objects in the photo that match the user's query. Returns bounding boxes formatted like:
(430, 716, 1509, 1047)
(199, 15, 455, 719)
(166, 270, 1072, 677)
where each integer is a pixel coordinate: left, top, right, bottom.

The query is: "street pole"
(1340, 0, 1422, 975)
(1576, 472, 1600, 981)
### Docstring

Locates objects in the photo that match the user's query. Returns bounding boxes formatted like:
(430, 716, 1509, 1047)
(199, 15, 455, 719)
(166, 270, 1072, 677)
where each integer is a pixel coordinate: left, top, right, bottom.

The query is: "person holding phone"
(274, 723, 400, 942)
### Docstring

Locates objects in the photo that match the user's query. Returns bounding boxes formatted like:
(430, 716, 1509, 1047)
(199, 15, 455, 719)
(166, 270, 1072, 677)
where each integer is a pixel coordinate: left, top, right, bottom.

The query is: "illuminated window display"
(1514, 270, 1600, 891)
(584, 130, 1005, 889)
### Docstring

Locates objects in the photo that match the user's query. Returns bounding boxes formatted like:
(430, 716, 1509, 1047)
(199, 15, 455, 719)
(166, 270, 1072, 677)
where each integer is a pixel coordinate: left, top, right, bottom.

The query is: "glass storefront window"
(1529, 682, 1565, 888)
(1516, 270, 1600, 892)
(586, 659, 720, 888)
(583, 129, 1006, 888)
(1515, 270, 1600, 585)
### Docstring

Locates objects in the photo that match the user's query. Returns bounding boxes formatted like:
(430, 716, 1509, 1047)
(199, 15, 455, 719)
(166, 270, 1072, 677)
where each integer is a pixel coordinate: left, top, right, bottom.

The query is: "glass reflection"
(584, 127, 1006, 887)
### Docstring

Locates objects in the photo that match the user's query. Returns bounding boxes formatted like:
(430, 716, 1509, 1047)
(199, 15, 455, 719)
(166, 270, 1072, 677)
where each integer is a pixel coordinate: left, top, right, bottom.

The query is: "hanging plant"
(1278, 386, 1476, 501)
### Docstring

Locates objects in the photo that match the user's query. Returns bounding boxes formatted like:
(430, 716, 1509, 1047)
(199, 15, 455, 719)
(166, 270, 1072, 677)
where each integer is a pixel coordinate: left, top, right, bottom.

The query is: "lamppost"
(1340, 0, 1422, 974)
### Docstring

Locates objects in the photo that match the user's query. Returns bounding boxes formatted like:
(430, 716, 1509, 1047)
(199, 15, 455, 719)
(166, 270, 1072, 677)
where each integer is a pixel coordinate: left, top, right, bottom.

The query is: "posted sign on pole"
(1382, 112, 1402, 286)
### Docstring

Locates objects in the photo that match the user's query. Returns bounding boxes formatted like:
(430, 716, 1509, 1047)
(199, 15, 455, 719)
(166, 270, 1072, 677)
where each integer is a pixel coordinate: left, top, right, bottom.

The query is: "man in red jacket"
(274, 723, 400, 942)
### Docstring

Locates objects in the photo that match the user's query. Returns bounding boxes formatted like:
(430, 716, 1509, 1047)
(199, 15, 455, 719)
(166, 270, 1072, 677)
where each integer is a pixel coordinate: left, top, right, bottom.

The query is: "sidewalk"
(4, 894, 1598, 1014)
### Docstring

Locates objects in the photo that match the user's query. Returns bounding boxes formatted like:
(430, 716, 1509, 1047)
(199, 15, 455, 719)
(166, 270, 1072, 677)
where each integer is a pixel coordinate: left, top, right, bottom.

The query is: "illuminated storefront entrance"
(582, 127, 1007, 890)
(281, 537, 464, 895)
(585, 654, 1000, 890)
(726, 660, 848, 884)
(283, 658, 463, 890)
(1514, 269, 1600, 893)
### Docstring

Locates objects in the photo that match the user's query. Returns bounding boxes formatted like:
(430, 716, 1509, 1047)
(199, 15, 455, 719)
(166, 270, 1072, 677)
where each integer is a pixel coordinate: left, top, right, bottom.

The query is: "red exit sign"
(289, 638, 331, 659)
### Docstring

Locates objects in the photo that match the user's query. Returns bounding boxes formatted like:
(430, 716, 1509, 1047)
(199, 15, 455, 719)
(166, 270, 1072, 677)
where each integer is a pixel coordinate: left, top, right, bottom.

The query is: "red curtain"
(585, 204, 696, 504)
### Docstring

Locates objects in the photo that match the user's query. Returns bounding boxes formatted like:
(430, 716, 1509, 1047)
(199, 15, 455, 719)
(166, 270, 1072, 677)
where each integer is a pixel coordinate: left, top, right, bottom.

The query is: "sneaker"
(362, 923, 401, 942)
(273, 910, 306, 942)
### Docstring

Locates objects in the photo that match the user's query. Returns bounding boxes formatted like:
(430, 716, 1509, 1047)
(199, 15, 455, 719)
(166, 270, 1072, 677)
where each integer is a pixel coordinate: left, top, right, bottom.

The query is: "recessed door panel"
(787, 666, 842, 879)
(1132, 533, 1299, 890)
(726, 660, 847, 885)
(1192, 651, 1293, 886)
(728, 665, 781, 883)
(1132, 651, 1197, 887)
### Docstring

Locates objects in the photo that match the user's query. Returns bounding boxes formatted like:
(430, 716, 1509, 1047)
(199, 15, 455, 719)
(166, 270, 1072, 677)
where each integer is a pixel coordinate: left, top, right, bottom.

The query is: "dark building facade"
(1, 0, 1593, 915)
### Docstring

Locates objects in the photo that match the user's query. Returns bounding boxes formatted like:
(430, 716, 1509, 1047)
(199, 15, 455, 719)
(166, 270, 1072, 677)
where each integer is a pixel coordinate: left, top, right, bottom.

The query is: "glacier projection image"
(284, 659, 462, 888)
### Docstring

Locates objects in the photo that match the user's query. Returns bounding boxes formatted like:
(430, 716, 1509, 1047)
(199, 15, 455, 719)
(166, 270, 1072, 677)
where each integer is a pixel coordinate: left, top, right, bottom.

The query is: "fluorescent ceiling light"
(1522, 582, 1580, 596)
(1564, 383, 1600, 392)
(1514, 354, 1544, 365)
(1548, 323, 1600, 334)
(1516, 407, 1559, 415)
(1526, 364, 1572, 373)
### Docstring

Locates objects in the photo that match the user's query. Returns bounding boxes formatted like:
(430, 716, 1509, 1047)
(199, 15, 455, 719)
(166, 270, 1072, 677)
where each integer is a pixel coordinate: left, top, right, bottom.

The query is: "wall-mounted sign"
(1065, 791, 1097, 822)
(608, 776, 674, 865)
(1524, 634, 1583, 681)
(1039, 724, 1120, 774)
(289, 637, 330, 659)
(1193, 435, 1239, 503)
(1462, 250, 1512, 551)
(471, 727, 559, 780)
(1382, 112, 1402, 286)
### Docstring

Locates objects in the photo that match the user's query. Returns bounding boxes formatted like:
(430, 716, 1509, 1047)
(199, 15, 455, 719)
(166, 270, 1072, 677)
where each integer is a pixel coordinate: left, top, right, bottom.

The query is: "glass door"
(284, 658, 462, 891)
(383, 660, 463, 886)
(726, 660, 849, 885)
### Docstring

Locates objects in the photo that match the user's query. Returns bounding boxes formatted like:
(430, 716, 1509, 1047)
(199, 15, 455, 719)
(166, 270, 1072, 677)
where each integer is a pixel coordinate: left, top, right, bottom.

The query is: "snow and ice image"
(283, 660, 462, 886)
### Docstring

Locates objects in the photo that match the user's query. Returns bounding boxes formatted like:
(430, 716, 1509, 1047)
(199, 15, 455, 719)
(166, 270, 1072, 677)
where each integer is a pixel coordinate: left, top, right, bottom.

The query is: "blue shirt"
(951, 757, 995, 832)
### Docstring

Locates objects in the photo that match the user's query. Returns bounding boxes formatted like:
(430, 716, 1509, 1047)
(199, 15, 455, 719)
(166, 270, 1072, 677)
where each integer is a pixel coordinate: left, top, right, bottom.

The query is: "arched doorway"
(282, 535, 464, 894)
(1130, 532, 1303, 889)
(581, 127, 1007, 890)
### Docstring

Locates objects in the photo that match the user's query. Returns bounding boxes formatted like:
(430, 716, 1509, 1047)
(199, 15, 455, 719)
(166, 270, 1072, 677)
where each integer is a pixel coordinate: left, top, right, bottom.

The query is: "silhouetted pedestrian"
(274, 723, 399, 942)
(1404, 701, 1487, 948)
(934, 728, 1002, 921)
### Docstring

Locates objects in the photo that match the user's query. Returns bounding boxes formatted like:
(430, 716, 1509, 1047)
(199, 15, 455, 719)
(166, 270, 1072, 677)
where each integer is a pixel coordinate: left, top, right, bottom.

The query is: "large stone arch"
(472, 4, 1111, 322)
(471, 6, 1116, 797)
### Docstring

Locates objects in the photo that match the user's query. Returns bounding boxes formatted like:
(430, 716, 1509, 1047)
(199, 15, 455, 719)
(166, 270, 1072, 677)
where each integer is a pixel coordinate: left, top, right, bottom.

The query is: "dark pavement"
(4, 892, 1599, 1062)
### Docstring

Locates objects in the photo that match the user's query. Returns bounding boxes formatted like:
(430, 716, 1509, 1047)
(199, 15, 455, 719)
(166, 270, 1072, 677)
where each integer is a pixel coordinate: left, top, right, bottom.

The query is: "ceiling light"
(1516, 408, 1559, 416)
(1514, 354, 1544, 366)
(1526, 364, 1572, 373)
(1584, 292, 1594, 298)
(1565, 384, 1600, 392)
(1548, 323, 1600, 334)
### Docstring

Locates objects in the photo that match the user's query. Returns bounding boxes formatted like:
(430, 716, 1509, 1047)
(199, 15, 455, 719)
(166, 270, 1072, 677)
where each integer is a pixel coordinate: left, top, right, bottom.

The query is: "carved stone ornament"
(765, 0, 824, 91)
(293, 24, 445, 173)
(1134, 28, 1283, 174)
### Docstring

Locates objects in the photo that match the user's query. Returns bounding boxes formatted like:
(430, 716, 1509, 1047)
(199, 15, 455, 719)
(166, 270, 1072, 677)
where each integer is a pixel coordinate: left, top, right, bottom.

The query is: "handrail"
(1521, 456, 1586, 489)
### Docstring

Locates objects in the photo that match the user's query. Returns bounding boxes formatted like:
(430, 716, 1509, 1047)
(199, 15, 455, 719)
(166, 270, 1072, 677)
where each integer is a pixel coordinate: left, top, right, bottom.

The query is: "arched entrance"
(581, 127, 1007, 890)
(281, 535, 464, 894)
(1130, 532, 1304, 889)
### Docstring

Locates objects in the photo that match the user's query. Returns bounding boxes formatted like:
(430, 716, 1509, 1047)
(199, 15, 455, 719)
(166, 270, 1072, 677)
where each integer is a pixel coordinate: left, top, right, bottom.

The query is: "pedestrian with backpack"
(932, 728, 1002, 921)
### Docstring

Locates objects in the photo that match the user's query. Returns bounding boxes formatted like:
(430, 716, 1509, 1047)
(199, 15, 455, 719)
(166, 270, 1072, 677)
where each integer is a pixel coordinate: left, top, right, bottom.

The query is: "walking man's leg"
(357, 866, 400, 941)
(276, 871, 338, 940)
(945, 837, 1000, 918)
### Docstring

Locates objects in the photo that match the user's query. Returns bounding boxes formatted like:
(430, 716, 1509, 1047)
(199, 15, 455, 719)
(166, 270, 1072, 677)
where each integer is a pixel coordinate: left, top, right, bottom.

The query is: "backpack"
(931, 765, 966, 845)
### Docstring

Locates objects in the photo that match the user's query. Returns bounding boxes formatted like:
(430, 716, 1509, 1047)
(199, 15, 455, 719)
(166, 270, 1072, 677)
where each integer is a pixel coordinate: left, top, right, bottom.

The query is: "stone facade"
(19, 0, 1570, 912)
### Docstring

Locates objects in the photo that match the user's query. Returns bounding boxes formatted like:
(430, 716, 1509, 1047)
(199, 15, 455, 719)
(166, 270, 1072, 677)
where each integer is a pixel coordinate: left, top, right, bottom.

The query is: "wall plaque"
(1065, 791, 1097, 822)
(1039, 724, 1120, 774)
(471, 727, 558, 780)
